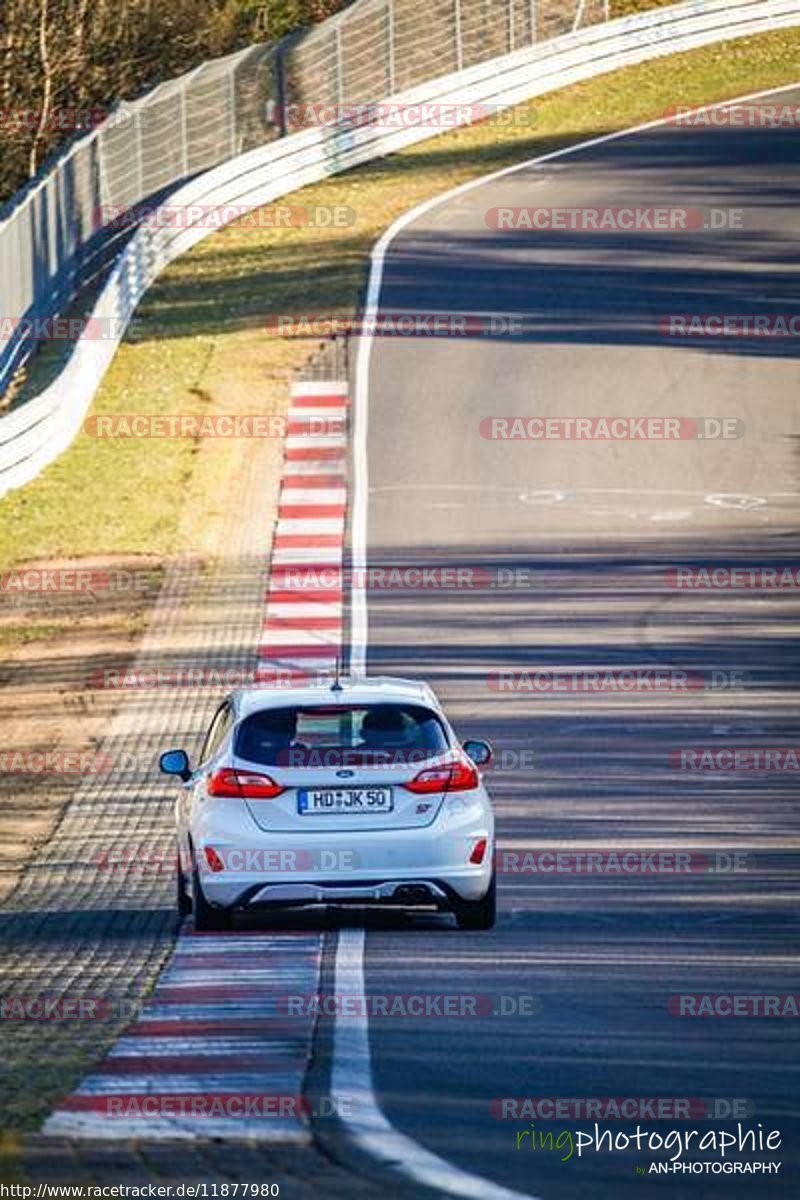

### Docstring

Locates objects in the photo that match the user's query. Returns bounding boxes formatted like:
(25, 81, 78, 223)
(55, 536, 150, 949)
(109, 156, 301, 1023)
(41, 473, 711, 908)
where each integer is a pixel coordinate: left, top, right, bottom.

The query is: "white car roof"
(234, 675, 439, 718)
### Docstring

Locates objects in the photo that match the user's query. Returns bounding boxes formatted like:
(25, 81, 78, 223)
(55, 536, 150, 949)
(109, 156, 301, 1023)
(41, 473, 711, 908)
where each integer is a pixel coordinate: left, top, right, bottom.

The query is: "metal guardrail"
(0, 0, 797, 495)
(0, 0, 597, 401)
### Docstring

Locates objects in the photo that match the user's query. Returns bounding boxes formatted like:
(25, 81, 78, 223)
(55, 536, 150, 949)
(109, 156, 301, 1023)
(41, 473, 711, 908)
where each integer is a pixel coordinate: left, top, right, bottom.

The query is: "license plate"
(298, 787, 393, 814)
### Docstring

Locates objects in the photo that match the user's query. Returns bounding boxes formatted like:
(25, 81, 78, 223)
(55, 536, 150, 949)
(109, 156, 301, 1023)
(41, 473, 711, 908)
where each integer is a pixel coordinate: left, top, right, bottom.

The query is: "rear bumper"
(196, 818, 493, 909)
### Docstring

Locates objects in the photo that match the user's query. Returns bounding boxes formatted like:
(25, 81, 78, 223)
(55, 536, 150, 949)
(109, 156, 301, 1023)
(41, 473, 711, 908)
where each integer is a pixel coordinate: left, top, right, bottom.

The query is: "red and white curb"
(42, 933, 322, 1139)
(257, 380, 349, 687)
(43, 377, 350, 1140)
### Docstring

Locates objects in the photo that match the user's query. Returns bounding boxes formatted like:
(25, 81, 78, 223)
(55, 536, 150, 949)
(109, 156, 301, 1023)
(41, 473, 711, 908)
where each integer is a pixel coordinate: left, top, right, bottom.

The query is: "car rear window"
(234, 703, 449, 767)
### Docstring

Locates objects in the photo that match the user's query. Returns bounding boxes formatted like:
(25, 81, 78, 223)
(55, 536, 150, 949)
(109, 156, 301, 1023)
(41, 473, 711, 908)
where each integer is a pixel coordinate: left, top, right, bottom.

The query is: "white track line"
(331, 928, 538, 1200)
(291, 381, 349, 396)
(343, 78, 800, 1194)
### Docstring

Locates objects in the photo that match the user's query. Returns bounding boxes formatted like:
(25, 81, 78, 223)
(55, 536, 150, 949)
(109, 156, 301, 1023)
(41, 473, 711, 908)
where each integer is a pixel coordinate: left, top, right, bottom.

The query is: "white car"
(160, 675, 495, 931)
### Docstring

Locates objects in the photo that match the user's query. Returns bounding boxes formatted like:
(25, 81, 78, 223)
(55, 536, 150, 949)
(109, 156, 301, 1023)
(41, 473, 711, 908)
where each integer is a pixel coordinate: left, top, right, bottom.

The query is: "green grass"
(0, 25, 798, 569)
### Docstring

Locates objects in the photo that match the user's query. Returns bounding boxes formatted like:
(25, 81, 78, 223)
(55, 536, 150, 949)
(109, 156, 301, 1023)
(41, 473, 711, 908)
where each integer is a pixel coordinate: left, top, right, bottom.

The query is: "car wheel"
(191, 860, 232, 932)
(455, 872, 496, 930)
(177, 852, 192, 919)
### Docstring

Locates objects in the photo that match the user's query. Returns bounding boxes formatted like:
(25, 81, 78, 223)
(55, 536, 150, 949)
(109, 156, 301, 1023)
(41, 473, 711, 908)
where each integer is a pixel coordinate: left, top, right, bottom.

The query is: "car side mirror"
(463, 739, 492, 766)
(159, 748, 192, 781)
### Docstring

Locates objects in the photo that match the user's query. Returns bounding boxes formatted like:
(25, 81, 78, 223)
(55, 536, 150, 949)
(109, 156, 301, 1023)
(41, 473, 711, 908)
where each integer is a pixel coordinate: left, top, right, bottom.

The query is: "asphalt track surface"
(348, 86, 800, 1197)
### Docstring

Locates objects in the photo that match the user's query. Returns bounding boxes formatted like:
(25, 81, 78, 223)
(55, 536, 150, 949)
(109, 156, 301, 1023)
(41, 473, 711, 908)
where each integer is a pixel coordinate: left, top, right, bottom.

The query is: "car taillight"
(207, 768, 284, 799)
(404, 759, 479, 794)
(469, 837, 488, 865)
(204, 846, 226, 872)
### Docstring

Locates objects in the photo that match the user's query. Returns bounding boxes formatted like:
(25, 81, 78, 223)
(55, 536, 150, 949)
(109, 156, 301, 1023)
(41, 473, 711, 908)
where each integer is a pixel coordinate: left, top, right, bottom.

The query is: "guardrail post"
(387, 0, 395, 94)
(454, 0, 463, 72)
(181, 85, 189, 176)
(336, 26, 345, 109)
(135, 109, 144, 199)
(229, 69, 237, 157)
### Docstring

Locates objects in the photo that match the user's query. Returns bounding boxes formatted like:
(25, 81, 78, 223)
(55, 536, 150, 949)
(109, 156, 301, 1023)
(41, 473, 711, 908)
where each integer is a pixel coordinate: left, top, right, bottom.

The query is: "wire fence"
(283, 0, 608, 124)
(0, 0, 606, 400)
(0, 44, 277, 399)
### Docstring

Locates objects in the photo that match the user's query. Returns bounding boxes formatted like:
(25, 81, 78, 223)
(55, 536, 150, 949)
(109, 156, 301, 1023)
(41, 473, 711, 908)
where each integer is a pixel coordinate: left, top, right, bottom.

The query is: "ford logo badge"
(336, 769, 355, 778)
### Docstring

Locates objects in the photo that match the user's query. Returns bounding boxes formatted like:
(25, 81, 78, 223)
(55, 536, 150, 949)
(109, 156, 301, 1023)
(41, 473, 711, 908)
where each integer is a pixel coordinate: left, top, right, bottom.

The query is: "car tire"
(191, 861, 232, 932)
(177, 852, 192, 919)
(455, 872, 496, 930)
